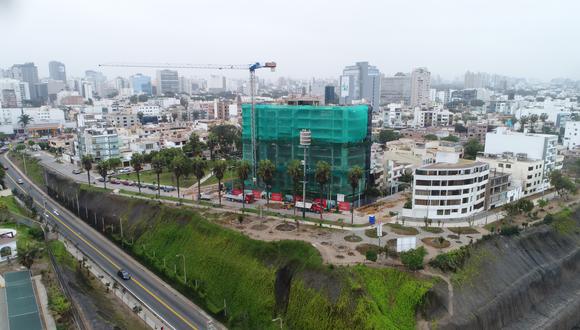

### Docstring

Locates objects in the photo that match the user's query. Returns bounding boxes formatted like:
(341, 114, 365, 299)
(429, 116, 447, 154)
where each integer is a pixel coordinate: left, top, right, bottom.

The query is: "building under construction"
(242, 103, 371, 201)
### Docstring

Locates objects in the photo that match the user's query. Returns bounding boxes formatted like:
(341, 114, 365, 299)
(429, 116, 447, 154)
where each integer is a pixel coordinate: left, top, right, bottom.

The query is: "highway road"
(2, 153, 223, 330)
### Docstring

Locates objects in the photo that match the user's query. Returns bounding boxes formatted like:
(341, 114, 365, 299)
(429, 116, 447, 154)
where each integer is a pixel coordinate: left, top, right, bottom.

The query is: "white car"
(16, 178, 24, 184)
(53, 209, 59, 216)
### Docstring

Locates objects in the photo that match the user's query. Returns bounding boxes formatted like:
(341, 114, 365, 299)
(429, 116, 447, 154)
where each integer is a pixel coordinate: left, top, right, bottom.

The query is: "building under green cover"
(242, 103, 371, 201)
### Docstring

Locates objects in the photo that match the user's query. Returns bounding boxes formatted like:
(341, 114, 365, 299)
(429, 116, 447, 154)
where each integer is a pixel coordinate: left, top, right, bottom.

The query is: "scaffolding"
(242, 104, 371, 201)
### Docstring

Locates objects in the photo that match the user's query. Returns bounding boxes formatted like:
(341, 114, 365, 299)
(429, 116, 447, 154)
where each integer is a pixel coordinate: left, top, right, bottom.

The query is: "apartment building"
(413, 106, 453, 128)
(77, 126, 120, 161)
(477, 152, 544, 197)
(405, 159, 490, 220)
(563, 121, 580, 149)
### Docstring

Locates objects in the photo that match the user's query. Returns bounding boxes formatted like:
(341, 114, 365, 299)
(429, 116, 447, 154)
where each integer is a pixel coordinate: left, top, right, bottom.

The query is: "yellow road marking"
(5, 170, 198, 330)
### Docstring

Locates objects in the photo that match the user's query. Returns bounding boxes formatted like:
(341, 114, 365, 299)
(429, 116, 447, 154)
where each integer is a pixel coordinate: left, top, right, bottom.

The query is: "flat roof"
(422, 160, 486, 169)
(4, 271, 42, 330)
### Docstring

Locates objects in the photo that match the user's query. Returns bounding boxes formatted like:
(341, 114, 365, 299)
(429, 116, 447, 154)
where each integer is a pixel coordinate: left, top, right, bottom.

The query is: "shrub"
(403, 198, 412, 209)
(499, 225, 520, 236)
(429, 246, 470, 272)
(366, 250, 378, 262)
(400, 246, 427, 271)
(543, 213, 554, 224)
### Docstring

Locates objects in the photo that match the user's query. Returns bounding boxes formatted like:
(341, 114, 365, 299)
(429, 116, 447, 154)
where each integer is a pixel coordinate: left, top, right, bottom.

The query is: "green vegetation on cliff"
(79, 190, 432, 329)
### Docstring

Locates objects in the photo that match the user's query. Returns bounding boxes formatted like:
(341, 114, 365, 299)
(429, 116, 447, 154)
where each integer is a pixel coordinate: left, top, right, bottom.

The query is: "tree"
(378, 129, 400, 144)
(131, 153, 144, 194)
(129, 95, 138, 104)
(424, 134, 438, 141)
(18, 242, 42, 269)
(207, 134, 219, 161)
(398, 168, 414, 190)
(257, 159, 275, 207)
(314, 161, 331, 220)
(81, 155, 94, 186)
(213, 160, 228, 206)
(454, 123, 468, 133)
(236, 161, 251, 213)
(171, 155, 189, 203)
(540, 113, 549, 123)
(107, 157, 122, 174)
(151, 154, 165, 197)
(518, 115, 529, 132)
(287, 160, 303, 216)
(96, 161, 110, 189)
(186, 133, 204, 157)
(137, 112, 144, 124)
(347, 166, 364, 224)
(138, 94, 148, 102)
(441, 135, 460, 143)
(529, 114, 539, 128)
(550, 170, 576, 199)
(191, 157, 207, 202)
(400, 246, 427, 271)
(537, 199, 548, 209)
(18, 114, 32, 132)
(463, 138, 483, 160)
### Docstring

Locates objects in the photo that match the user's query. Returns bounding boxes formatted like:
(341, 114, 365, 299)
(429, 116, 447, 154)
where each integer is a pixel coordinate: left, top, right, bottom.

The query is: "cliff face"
(425, 207, 580, 330)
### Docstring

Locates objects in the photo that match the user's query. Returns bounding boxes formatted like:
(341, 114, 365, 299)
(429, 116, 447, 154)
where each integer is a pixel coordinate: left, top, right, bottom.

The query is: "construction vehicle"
(98, 61, 277, 181)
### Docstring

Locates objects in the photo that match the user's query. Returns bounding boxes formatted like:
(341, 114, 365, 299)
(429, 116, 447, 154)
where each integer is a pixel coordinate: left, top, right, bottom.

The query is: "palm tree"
(236, 160, 251, 213)
(257, 159, 275, 207)
(191, 157, 207, 202)
(131, 153, 144, 193)
(529, 114, 539, 132)
(207, 133, 218, 160)
(81, 155, 93, 186)
(171, 155, 189, 203)
(540, 113, 549, 123)
(18, 114, 32, 134)
(518, 115, 529, 132)
(213, 160, 227, 206)
(96, 160, 110, 189)
(287, 160, 303, 216)
(314, 161, 331, 220)
(347, 166, 364, 224)
(151, 154, 164, 197)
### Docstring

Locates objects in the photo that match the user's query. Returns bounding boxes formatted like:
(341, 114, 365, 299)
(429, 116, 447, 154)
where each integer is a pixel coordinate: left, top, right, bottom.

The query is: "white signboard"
(340, 75, 350, 98)
(376, 222, 383, 237)
(337, 193, 345, 202)
(396, 237, 417, 252)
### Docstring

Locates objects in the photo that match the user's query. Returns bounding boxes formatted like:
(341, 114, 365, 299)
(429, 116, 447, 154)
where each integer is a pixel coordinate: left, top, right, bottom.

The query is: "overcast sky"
(1, 0, 579, 82)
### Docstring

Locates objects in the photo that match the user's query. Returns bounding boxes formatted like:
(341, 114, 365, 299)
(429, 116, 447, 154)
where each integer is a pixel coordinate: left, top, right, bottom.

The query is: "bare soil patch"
(275, 223, 297, 232)
(344, 234, 363, 243)
(421, 237, 451, 249)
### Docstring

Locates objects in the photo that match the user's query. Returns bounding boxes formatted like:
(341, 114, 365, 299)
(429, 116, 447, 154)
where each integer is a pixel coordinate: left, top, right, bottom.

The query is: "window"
(498, 163, 504, 168)
(462, 208, 467, 214)
(506, 164, 511, 169)
(437, 210, 444, 215)
(528, 166, 533, 171)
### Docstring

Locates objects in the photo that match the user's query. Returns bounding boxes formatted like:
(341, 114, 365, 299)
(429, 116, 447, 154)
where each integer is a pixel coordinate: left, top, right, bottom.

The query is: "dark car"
(117, 269, 131, 280)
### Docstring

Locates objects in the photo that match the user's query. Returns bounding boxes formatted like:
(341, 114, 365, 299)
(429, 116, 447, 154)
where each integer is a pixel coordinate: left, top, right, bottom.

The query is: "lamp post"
(176, 254, 186, 283)
(299, 129, 311, 219)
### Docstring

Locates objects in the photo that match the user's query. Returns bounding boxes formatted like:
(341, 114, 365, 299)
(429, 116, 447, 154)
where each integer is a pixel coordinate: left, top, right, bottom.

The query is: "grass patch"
(551, 208, 577, 234)
(365, 228, 387, 238)
(344, 234, 363, 242)
(448, 227, 479, 235)
(9, 152, 45, 186)
(387, 223, 419, 235)
(451, 248, 493, 286)
(0, 196, 30, 217)
(421, 226, 444, 234)
(201, 170, 236, 187)
(421, 237, 450, 249)
(117, 170, 195, 187)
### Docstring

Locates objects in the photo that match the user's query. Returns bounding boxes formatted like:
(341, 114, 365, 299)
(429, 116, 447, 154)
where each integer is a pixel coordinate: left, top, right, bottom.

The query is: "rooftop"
(422, 160, 485, 169)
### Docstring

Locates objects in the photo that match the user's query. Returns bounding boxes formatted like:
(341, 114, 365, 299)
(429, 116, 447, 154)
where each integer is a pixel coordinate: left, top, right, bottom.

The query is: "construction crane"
(98, 61, 277, 182)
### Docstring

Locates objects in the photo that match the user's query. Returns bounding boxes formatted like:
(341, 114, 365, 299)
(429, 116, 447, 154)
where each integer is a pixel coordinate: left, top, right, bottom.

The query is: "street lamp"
(176, 254, 186, 283)
(299, 129, 311, 219)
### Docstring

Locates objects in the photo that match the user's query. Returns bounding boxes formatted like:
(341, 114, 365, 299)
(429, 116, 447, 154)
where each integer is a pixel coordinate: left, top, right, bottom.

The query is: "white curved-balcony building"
(408, 160, 489, 220)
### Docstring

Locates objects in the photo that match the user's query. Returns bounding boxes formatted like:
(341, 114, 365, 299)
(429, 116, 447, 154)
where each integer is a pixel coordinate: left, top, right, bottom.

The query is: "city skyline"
(1, 0, 580, 81)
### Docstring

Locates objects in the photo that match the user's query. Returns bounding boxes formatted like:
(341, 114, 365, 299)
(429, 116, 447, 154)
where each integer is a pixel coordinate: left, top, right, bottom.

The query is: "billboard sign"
(340, 75, 350, 98)
(396, 237, 417, 252)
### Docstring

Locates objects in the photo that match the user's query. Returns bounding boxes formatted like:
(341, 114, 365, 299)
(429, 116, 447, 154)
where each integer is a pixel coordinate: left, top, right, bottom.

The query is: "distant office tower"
(208, 75, 226, 93)
(324, 85, 336, 104)
(464, 71, 488, 89)
(10, 63, 39, 100)
(156, 70, 179, 95)
(49, 61, 67, 82)
(340, 61, 381, 109)
(410, 67, 431, 107)
(380, 72, 411, 105)
(85, 70, 107, 97)
(130, 74, 152, 95)
(0, 78, 24, 107)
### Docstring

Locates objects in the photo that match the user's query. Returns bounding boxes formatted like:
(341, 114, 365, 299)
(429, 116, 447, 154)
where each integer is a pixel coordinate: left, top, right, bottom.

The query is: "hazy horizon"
(1, 0, 579, 82)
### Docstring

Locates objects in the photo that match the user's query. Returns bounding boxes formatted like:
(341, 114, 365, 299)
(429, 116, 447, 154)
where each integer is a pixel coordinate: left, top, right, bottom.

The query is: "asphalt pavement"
(2, 153, 223, 330)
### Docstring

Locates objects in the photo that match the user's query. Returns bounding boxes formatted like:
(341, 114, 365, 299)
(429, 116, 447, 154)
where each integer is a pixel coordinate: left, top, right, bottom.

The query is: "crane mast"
(98, 61, 276, 183)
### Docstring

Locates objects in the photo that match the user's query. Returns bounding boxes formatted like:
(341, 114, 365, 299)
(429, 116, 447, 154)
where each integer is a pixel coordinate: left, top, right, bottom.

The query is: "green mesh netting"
(242, 104, 370, 200)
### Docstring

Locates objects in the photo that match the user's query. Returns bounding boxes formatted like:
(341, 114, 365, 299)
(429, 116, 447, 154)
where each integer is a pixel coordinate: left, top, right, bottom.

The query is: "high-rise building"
(410, 67, 431, 107)
(380, 72, 411, 105)
(324, 85, 336, 105)
(208, 75, 226, 93)
(130, 74, 152, 95)
(49, 61, 67, 82)
(0, 78, 24, 107)
(242, 103, 371, 200)
(11, 63, 39, 100)
(156, 70, 179, 95)
(339, 62, 381, 109)
(85, 70, 107, 97)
